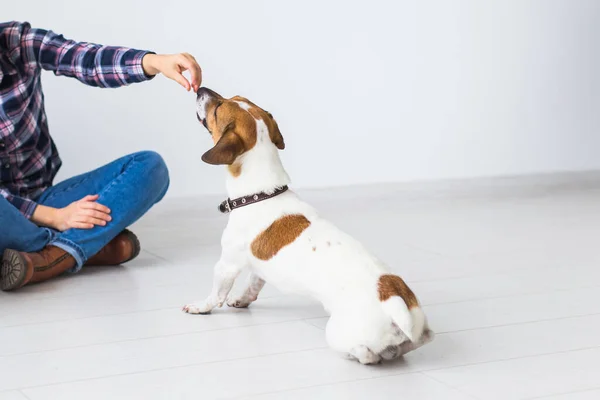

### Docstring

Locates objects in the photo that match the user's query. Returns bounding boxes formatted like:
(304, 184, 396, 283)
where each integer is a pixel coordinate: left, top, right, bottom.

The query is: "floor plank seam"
(525, 385, 600, 399)
(14, 346, 330, 393)
(10, 342, 600, 394)
(420, 344, 600, 375)
(5, 280, 600, 330)
(421, 372, 483, 400)
(5, 311, 600, 359)
(432, 311, 600, 335)
(0, 317, 321, 358)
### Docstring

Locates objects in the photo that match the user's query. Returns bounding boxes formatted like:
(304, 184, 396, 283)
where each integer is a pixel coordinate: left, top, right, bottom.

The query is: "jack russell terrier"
(183, 88, 434, 364)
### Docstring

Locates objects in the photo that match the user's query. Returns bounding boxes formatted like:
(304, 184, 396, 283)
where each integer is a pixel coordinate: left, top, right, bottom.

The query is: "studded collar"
(218, 185, 289, 214)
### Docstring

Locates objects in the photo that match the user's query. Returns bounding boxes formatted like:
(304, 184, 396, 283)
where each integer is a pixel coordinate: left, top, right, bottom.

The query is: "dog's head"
(196, 87, 285, 166)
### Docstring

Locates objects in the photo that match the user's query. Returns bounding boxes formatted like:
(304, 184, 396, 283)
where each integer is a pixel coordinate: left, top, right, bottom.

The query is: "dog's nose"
(196, 87, 220, 99)
(196, 87, 208, 97)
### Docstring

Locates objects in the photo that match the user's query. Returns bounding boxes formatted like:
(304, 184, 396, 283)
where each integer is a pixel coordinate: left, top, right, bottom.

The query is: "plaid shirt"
(0, 21, 153, 218)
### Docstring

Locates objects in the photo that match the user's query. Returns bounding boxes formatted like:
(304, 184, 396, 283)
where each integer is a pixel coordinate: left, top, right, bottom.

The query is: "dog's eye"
(214, 102, 223, 119)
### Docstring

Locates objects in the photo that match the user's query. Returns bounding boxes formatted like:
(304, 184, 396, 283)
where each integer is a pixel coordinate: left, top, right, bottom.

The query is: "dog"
(183, 88, 434, 364)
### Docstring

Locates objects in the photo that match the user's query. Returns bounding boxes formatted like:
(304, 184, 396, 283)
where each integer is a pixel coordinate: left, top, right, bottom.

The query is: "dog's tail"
(377, 274, 426, 342)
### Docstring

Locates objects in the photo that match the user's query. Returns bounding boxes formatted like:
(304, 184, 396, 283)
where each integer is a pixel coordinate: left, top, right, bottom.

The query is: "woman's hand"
(32, 195, 112, 232)
(142, 53, 202, 92)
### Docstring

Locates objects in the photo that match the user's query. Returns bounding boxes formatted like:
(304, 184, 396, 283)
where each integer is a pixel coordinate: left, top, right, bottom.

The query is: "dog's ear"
(201, 132, 245, 165)
(269, 118, 285, 150)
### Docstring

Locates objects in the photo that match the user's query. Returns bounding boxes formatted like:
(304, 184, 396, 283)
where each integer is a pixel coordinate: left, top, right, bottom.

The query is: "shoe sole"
(122, 229, 141, 264)
(1, 249, 29, 291)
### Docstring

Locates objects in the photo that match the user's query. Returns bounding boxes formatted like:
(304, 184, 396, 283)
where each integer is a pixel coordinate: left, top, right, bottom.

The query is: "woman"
(0, 21, 202, 291)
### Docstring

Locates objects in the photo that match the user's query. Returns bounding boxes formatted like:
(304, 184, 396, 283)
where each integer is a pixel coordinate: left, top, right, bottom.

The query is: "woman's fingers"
(81, 194, 99, 202)
(71, 222, 95, 230)
(170, 68, 191, 91)
(84, 209, 112, 221)
(152, 53, 202, 92)
(78, 209, 111, 222)
(182, 54, 202, 91)
(72, 207, 112, 228)
(75, 216, 108, 226)
(81, 201, 111, 214)
(65, 195, 110, 230)
(175, 55, 201, 92)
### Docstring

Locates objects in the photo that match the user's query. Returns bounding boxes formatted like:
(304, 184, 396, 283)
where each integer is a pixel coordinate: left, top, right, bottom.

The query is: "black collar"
(218, 185, 289, 214)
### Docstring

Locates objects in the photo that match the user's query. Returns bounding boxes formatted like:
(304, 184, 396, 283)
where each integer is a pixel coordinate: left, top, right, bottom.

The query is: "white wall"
(4, 0, 600, 197)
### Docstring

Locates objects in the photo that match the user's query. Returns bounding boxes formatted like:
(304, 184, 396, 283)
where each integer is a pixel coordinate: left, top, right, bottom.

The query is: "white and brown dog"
(183, 88, 434, 364)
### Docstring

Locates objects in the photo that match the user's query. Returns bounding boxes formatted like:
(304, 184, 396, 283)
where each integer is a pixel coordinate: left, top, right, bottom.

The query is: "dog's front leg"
(227, 273, 266, 308)
(183, 257, 245, 315)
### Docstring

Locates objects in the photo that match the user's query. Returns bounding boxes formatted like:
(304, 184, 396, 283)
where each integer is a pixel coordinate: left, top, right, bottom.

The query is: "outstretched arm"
(3, 21, 201, 91)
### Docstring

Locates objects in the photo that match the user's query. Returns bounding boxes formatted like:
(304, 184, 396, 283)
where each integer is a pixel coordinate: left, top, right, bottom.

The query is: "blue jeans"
(0, 151, 169, 272)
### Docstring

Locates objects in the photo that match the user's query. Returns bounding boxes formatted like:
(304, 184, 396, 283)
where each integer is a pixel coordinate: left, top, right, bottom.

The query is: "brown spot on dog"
(251, 215, 311, 260)
(378, 274, 419, 309)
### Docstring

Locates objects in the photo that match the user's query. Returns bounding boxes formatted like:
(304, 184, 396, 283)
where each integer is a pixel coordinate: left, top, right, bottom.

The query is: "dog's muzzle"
(196, 112, 208, 129)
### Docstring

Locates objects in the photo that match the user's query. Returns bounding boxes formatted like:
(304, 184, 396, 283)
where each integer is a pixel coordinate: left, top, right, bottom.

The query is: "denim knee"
(136, 151, 170, 200)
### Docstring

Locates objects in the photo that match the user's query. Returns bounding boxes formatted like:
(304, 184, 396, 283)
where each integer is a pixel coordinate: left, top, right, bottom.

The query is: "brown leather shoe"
(1, 246, 77, 291)
(85, 229, 141, 266)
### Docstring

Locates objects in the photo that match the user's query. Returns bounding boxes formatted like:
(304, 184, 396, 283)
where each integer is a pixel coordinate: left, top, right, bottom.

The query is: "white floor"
(2, 175, 600, 400)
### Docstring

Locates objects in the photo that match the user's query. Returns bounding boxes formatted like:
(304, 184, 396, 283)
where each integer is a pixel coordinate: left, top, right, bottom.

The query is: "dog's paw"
(379, 345, 400, 361)
(182, 302, 213, 314)
(226, 296, 252, 309)
(349, 345, 382, 365)
(421, 328, 435, 344)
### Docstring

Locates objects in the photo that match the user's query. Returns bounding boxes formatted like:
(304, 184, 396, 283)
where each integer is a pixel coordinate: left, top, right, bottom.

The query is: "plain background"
(3, 0, 600, 197)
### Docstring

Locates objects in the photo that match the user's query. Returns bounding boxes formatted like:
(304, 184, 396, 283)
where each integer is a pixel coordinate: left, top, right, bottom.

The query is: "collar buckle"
(218, 199, 232, 214)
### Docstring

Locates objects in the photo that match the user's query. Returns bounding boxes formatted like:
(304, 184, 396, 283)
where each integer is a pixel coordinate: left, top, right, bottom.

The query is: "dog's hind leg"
(397, 327, 435, 356)
(326, 313, 381, 364)
(183, 255, 246, 314)
(227, 272, 265, 308)
(349, 345, 381, 365)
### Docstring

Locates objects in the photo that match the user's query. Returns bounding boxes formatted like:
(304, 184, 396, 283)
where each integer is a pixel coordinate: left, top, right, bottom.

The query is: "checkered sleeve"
(0, 188, 38, 219)
(15, 21, 154, 87)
